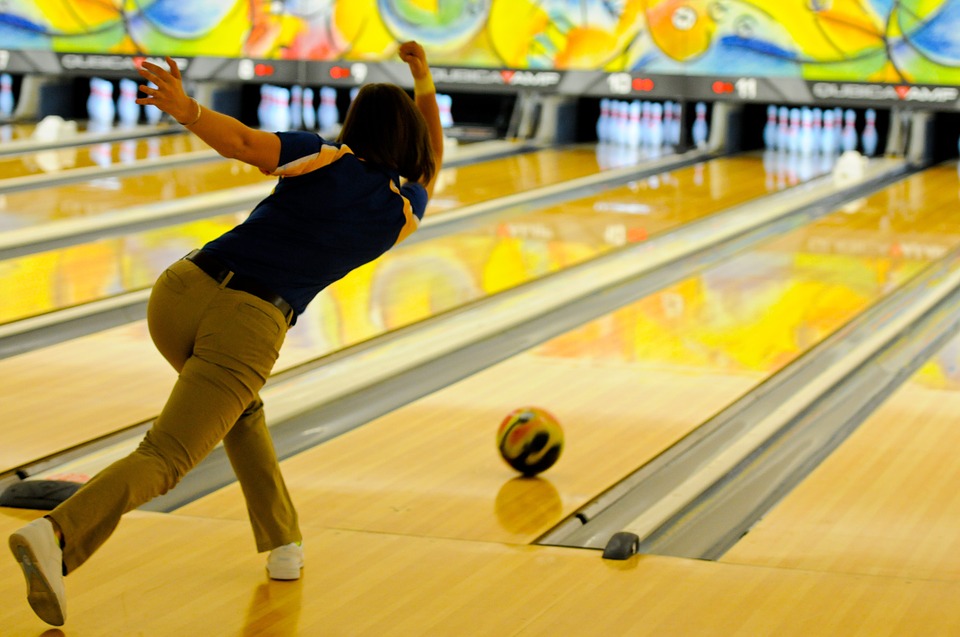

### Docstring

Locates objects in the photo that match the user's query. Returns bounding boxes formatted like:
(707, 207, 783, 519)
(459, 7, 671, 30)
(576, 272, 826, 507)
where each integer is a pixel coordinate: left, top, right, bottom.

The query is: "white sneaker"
(266, 542, 303, 580)
(9, 517, 66, 626)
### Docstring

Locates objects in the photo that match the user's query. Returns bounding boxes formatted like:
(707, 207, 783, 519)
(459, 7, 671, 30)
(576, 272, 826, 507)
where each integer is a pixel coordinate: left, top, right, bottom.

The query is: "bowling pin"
(649, 102, 664, 149)
(603, 101, 616, 145)
(619, 101, 632, 145)
(318, 86, 339, 132)
(117, 78, 140, 127)
(692, 102, 708, 148)
(274, 86, 290, 131)
(257, 84, 272, 130)
(610, 101, 624, 144)
(777, 106, 790, 151)
(597, 98, 610, 143)
(862, 108, 878, 157)
(821, 109, 836, 155)
(444, 94, 455, 128)
(812, 108, 823, 152)
(87, 78, 116, 127)
(799, 108, 814, 156)
(627, 100, 641, 148)
(0, 73, 13, 119)
(788, 108, 801, 154)
(640, 101, 651, 147)
(290, 85, 303, 130)
(833, 108, 844, 153)
(302, 87, 316, 130)
(663, 101, 675, 147)
(438, 94, 454, 129)
(763, 105, 777, 150)
(101, 78, 116, 126)
(841, 109, 858, 152)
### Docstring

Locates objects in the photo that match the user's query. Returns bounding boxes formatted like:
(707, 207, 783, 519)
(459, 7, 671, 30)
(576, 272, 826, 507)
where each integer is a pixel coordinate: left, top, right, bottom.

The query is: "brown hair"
(337, 83, 436, 185)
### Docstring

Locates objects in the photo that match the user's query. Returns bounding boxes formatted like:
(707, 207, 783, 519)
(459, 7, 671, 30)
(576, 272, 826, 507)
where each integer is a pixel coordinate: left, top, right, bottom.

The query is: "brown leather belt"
(184, 249, 294, 325)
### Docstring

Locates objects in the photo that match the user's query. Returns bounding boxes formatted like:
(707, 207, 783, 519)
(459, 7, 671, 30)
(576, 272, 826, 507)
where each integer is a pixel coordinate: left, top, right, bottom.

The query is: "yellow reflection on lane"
(539, 167, 958, 375)
(0, 154, 815, 340)
(0, 146, 651, 323)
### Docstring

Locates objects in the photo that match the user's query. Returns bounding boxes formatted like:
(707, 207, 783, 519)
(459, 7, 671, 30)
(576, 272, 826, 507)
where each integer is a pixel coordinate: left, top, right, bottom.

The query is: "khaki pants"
(50, 258, 300, 573)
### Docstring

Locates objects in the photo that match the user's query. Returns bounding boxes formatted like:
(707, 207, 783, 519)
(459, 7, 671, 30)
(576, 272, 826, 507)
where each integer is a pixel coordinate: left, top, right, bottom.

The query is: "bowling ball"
(496, 407, 563, 476)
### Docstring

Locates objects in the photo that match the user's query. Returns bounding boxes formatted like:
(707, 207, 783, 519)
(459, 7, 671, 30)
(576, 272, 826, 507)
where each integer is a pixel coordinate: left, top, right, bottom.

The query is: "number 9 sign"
(350, 63, 368, 84)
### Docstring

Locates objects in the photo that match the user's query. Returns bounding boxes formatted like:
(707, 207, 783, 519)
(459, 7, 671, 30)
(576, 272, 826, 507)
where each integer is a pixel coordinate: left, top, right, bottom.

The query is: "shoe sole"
(267, 564, 303, 581)
(8, 533, 65, 626)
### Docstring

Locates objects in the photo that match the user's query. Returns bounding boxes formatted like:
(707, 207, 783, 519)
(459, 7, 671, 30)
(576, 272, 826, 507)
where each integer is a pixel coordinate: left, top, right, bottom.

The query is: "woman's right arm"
(136, 57, 281, 174)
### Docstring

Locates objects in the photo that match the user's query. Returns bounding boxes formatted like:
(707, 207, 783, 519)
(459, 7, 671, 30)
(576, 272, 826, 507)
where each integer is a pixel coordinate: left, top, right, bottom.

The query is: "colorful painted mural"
(1, 1, 959, 83)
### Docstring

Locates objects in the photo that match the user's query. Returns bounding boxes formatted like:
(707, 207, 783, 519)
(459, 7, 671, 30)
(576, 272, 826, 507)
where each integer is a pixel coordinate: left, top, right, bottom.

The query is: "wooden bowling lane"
(0, 131, 210, 184)
(721, 328, 960, 582)
(176, 164, 960, 548)
(1, 510, 957, 635)
(0, 152, 819, 474)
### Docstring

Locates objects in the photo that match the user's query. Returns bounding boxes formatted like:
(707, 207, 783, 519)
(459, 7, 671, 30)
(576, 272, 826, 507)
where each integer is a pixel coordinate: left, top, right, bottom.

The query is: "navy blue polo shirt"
(202, 131, 428, 324)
